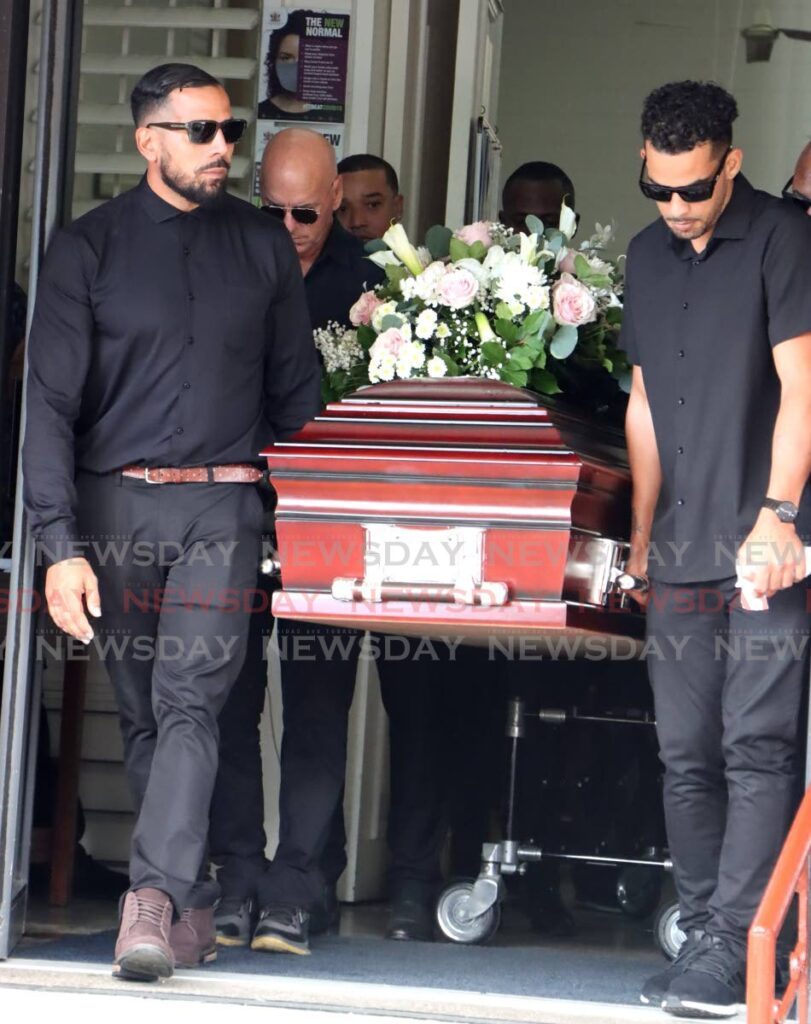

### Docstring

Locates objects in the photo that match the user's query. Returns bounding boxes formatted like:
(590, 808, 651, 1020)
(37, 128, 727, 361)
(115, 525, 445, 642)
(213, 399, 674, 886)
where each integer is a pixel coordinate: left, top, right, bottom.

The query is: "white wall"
(498, 0, 811, 251)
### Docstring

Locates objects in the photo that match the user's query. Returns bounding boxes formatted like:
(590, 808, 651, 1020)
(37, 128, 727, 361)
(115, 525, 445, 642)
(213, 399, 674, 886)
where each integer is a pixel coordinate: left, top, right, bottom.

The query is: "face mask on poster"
(276, 60, 299, 93)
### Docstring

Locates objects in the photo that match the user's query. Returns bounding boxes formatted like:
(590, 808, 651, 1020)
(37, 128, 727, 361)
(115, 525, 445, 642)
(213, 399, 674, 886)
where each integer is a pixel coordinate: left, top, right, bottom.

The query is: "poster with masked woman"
(258, 6, 350, 123)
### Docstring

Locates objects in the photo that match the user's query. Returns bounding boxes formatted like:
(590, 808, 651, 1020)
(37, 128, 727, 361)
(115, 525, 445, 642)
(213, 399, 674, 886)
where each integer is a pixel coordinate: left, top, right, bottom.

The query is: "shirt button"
(682, 302, 688, 310)
(182, 382, 191, 389)
(677, 397, 685, 405)
(188, 336, 195, 345)
(188, 292, 194, 301)
(183, 246, 191, 256)
(677, 446, 684, 455)
(692, 260, 701, 267)
(678, 350, 685, 358)
(677, 498, 685, 506)
(176, 427, 184, 435)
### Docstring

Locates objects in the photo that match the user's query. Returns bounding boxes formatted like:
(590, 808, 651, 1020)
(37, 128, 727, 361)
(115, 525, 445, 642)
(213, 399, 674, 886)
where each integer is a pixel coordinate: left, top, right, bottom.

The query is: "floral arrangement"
(314, 206, 630, 408)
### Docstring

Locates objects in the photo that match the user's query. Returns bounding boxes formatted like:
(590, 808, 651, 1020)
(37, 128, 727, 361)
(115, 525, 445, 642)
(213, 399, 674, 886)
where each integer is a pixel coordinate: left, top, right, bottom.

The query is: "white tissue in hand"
(735, 547, 811, 611)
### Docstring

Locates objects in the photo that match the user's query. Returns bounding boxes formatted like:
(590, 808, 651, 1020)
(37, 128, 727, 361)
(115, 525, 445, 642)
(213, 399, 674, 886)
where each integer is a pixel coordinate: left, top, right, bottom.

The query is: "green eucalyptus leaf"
(425, 225, 452, 259)
(380, 314, 405, 330)
(617, 368, 632, 394)
(364, 238, 388, 254)
(550, 324, 579, 359)
(524, 214, 545, 236)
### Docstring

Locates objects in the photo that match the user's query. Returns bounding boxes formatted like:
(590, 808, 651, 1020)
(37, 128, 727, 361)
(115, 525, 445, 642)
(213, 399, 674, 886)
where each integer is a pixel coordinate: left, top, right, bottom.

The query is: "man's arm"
(625, 365, 662, 605)
(738, 334, 811, 597)
(23, 230, 100, 641)
(263, 229, 321, 440)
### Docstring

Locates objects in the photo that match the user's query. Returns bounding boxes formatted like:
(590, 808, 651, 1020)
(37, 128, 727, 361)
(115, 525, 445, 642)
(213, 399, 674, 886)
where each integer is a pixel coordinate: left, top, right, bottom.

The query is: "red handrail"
(748, 784, 811, 1024)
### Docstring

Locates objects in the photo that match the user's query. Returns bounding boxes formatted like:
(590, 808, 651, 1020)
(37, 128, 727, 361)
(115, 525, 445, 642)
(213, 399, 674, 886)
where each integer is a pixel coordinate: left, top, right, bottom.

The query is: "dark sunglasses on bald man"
(782, 179, 811, 212)
(639, 146, 731, 203)
(261, 204, 319, 225)
(147, 118, 247, 145)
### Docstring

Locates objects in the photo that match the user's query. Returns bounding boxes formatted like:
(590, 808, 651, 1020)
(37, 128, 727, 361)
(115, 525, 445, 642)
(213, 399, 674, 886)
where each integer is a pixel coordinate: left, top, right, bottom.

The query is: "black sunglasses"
(147, 118, 247, 145)
(639, 146, 731, 203)
(781, 178, 811, 212)
(261, 204, 319, 225)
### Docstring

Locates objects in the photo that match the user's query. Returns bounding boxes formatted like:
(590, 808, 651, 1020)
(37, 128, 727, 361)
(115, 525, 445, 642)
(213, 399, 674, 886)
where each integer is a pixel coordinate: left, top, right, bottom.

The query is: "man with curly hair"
(622, 80, 811, 1018)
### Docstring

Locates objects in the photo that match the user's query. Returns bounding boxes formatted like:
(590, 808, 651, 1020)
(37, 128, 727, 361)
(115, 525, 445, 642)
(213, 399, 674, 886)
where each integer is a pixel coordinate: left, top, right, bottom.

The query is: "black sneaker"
(251, 904, 311, 955)
(663, 935, 745, 1019)
(214, 897, 256, 948)
(640, 929, 707, 1006)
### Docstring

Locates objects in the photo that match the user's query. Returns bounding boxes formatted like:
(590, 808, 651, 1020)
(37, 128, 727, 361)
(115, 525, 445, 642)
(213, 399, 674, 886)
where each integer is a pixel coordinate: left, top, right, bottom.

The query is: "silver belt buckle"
(143, 467, 162, 484)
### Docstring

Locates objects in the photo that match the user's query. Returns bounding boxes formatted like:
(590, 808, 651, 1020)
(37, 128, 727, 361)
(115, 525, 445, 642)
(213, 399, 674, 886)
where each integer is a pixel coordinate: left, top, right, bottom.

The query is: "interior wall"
(497, 0, 811, 251)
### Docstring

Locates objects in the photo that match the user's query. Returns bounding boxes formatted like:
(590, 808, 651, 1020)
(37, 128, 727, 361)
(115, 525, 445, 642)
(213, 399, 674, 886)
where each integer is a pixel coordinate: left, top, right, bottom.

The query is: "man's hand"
(44, 557, 101, 643)
(737, 513, 806, 600)
(624, 546, 650, 607)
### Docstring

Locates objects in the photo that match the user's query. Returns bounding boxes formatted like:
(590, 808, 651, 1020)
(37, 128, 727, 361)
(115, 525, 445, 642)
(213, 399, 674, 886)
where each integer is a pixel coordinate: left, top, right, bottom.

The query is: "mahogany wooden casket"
(261, 379, 643, 651)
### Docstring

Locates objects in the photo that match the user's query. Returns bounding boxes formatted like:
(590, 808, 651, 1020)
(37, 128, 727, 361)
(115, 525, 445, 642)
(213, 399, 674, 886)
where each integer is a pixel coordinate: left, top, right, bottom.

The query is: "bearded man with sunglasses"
(22, 63, 320, 982)
(621, 80, 811, 1019)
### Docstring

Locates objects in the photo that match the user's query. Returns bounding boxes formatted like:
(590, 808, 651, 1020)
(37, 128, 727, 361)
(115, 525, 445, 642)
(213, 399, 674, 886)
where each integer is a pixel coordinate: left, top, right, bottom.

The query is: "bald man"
(209, 128, 385, 956)
(784, 141, 811, 214)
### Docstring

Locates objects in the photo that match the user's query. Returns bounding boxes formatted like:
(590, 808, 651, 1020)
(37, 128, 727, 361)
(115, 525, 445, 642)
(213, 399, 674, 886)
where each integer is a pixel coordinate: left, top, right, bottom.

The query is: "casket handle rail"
(331, 577, 510, 607)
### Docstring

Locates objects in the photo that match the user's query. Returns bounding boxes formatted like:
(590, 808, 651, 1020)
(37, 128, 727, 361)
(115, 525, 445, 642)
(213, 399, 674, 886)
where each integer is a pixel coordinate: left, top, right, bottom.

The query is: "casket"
(261, 378, 643, 651)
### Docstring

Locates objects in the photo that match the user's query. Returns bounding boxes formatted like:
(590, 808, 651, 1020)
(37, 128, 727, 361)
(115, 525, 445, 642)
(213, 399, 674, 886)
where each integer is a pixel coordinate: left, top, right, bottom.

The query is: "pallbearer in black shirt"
(22, 63, 320, 982)
(622, 81, 811, 1019)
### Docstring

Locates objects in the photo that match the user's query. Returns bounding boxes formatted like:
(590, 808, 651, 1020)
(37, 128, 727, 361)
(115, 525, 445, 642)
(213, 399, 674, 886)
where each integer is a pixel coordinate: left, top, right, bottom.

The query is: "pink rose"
(436, 268, 479, 309)
(557, 248, 578, 275)
(349, 290, 383, 326)
(370, 327, 407, 358)
(552, 272, 597, 327)
(454, 221, 493, 249)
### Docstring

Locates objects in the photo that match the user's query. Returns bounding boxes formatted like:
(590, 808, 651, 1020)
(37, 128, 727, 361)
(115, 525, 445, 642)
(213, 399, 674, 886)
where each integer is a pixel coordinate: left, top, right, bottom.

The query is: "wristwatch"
(762, 497, 799, 523)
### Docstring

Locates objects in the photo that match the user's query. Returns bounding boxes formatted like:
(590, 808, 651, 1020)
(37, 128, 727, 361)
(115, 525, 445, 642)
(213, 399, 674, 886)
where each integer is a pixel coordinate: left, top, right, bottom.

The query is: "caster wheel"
(616, 865, 662, 919)
(436, 881, 501, 944)
(655, 900, 686, 961)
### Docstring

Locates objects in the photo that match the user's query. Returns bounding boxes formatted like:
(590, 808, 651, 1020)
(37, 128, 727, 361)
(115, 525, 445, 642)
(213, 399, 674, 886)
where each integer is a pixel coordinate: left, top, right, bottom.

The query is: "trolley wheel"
(436, 881, 501, 944)
(616, 865, 662, 919)
(655, 900, 686, 961)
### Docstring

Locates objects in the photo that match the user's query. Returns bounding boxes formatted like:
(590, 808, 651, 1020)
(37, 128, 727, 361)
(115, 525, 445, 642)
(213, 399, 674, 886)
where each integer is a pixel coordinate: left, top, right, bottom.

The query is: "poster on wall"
(254, 5, 351, 200)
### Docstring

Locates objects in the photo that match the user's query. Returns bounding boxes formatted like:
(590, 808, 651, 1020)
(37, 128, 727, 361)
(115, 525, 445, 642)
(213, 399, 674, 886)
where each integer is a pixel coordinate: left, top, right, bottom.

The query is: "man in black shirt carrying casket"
(622, 81, 811, 1019)
(22, 64, 320, 983)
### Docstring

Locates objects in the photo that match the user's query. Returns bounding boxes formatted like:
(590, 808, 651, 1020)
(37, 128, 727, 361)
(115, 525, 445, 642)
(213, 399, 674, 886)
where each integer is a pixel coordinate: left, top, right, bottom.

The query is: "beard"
(159, 155, 230, 206)
(664, 216, 710, 240)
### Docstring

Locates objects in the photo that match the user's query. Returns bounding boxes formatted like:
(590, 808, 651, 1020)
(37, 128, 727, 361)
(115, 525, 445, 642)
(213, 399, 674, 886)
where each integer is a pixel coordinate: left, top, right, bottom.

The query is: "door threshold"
(0, 956, 672, 1023)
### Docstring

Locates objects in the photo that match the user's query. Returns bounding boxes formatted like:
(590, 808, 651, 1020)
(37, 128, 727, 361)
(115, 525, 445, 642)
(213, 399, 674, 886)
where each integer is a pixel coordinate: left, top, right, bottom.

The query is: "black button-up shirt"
(23, 177, 320, 552)
(304, 221, 384, 329)
(621, 175, 811, 583)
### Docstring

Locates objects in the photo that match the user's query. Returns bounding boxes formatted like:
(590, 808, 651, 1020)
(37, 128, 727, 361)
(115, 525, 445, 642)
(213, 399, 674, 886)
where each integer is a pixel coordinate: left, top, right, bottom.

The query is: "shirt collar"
(312, 219, 365, 270)
(136, 175, 228, 223)
(666, 174, 755, 260)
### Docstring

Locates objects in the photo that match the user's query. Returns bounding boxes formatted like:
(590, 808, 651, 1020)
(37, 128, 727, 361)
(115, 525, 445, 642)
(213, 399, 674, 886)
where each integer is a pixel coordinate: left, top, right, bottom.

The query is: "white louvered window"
(74, 0, 261, 219)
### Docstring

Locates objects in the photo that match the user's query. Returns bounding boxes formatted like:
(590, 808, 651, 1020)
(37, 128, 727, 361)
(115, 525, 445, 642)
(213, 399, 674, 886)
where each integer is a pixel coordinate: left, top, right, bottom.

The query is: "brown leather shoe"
(114, 887, 174, 982)
(170, 906, 218, 968)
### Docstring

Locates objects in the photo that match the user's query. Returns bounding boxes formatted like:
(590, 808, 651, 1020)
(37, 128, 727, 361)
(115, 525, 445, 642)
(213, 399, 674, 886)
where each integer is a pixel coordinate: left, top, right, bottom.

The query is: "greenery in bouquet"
(314, 206, 631, 409)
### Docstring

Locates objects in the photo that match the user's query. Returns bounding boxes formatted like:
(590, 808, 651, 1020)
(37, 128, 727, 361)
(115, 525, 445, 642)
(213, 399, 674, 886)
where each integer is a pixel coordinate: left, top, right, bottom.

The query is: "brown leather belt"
(121, 464, 264, 484)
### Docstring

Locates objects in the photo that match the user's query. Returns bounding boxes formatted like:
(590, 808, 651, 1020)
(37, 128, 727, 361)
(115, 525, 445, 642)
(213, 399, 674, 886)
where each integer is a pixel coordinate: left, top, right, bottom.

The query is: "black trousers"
(214, 620, 496, 911)
(646, 576, 809, 947)
(75, 471, 262, 910)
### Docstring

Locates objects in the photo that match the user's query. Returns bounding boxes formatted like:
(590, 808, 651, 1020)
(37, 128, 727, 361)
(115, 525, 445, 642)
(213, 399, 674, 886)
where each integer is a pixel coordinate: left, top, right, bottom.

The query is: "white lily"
(519, 231, 539, 264)
(559, 199, 578, 241)
(382, 222, 425, 277)
(368, 249, 403, 270)
(474, 311, 497, 344)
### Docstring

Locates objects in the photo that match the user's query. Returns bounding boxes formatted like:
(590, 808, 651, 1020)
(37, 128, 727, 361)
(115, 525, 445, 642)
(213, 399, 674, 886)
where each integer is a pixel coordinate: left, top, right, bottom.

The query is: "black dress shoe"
(386, 896, 434, 942)
(309, 882, 340, 935)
